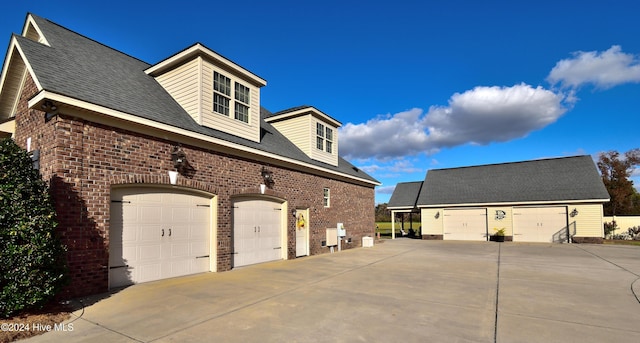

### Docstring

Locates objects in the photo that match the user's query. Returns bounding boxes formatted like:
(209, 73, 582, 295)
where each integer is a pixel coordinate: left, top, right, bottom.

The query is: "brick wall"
(13, 75, 375, 298)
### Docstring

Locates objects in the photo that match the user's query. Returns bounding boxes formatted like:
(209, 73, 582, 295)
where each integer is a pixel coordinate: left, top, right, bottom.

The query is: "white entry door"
(109, 187, 212, 288)
(295, 209, 309, 257)
(513, 207, 568, 243)
(232, 198, 283, 267)
(443, 209, 488, 241)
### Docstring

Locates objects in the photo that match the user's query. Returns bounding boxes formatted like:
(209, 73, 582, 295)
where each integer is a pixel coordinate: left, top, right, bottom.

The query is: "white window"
(213, 72, 231, 116)
(316, 122, 334, 153)
(325, 127, 333, 154)
(234, 82, 250, 123)
(316, 122, 324, 150)
(323, 187, 330, 207)
(213, 72, 251, 123)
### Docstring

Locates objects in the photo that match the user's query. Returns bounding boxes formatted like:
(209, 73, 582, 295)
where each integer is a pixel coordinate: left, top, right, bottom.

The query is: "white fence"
(603, 215, 640, 237)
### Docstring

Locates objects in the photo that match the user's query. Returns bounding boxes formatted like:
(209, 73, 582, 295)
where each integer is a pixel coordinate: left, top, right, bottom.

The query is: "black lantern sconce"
(41, 100, 58, 121)
(570, 208, 579, 217)
(434, 211, 440, 219)
(261, 166, 274, 188)
(291, 209, 297, 218)
(171, 145, 187, 172)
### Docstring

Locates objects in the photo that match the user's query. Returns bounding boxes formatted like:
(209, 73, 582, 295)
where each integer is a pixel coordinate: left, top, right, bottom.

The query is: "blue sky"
(2, 1, 639, 204)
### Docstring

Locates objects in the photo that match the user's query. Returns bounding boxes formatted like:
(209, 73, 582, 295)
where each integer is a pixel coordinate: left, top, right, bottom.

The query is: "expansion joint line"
(494, 243, 501, 343)
(572, 245, 640, 305)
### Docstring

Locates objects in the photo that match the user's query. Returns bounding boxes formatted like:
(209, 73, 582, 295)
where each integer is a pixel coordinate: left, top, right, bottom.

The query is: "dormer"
(265, 106, 341, 166)
(145, 44, 266, 143)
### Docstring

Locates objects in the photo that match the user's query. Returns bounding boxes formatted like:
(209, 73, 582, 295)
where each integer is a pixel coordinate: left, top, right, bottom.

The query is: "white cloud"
(547, 45, 640, 89)
(340, 83, 566, 160)
(376, 185, 396, 195)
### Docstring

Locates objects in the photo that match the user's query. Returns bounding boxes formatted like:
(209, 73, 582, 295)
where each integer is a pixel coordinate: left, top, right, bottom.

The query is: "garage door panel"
(513, 207, 567, 243)
(232, 199, 283, 268)
(443, 209, 487, 241)
(110, 187, 212, 288)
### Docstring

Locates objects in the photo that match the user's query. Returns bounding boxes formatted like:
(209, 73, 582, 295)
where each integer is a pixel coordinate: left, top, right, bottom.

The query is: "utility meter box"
(326, 228, 338, 246)
(337, 223, 346, 237)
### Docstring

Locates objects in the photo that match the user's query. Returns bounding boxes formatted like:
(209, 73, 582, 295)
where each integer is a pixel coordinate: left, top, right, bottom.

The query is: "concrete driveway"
(26, 240, 640, 342)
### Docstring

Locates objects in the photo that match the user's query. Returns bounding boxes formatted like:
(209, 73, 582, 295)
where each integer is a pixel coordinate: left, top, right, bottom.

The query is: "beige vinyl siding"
(572, 204, 604, 238)
(421, 208, 443, 236)
(270, 115, 310, 153)
(201, 61, 260, 143)
(310, 118, 338, 166)
(487, 207, 513, 236)
(0, 50, 28, 120)
(0, 118, 15, 137)
(154, 58, 201, 124)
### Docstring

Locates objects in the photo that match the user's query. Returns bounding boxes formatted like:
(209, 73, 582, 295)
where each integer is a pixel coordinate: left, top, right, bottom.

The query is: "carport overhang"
(388, 206, 420, 239)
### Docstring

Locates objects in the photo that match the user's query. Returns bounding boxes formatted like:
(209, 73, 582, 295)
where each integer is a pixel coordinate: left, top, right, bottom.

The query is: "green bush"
(0, 138, 68, 317)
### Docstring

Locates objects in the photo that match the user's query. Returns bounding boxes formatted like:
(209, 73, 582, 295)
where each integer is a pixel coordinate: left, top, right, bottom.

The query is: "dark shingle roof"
(17, 14, 377, 184)
(388, 182, 423, 209)
(416, 155, 609, 206)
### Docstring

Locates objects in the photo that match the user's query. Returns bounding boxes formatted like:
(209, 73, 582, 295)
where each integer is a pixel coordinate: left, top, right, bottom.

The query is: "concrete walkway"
(25, 240, 640, 342)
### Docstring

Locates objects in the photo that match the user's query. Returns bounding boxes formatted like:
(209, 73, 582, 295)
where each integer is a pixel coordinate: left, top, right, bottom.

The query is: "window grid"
(214, 72, 231, 96)
(325, 127, 333, 153)
(234, 103, 249, 123)
(235, 82, 250, 104)
(323, 188, 330, 207)
(316, 123, 325, 150)
(213, 93, 229, 116)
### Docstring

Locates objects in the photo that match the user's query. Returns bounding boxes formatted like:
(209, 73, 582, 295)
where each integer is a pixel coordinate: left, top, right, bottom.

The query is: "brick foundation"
(422, 234, 444, 240)
(572, 237, 604, 244)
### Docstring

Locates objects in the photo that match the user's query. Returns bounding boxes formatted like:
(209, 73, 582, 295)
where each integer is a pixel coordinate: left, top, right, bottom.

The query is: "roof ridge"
(431, 155, 589, 172)
(28, 13, 151, 67)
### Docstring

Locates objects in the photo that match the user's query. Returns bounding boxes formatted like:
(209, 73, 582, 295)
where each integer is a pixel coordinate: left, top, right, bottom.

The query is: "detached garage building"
(389, 156, 610, 243)
(0, 14, 379, 297)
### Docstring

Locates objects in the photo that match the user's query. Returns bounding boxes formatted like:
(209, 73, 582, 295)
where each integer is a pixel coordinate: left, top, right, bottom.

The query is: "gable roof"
(1, 13, 378, 186)
(388, 181, 423, 210)
(416, 155, 609, 207)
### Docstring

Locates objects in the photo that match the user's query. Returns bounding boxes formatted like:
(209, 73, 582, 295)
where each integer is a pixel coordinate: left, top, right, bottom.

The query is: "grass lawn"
(603, 240, 640, 246)
(375, 222, 421, 236)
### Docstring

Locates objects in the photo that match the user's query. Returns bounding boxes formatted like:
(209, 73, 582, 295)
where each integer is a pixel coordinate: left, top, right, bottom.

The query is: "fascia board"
(22, 15, 50, 46)
(266, 107, 341, 127)
(417, 198, 610, 208)
(28, 91, 378, 187)
(145, 43, 266, 87)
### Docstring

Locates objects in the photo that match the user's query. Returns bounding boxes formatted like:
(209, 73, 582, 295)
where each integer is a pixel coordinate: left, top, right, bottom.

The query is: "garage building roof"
(416, 155, 610, 207)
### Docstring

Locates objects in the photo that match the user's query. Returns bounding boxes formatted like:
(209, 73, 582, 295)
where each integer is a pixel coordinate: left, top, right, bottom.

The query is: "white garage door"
(443, 209, 488, 241)
(109, 187, 212, 288)
(232, 198, 283, 267)
(513, 207, 568, 243)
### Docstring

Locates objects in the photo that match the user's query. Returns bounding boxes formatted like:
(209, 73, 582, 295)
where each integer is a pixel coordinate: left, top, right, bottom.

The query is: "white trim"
(418, 199, 609, 208)
(27, 91, 379, 186)
(145, 43, 266, 87)
(264, 106, 341, 128)
(22, 15, 51, 46)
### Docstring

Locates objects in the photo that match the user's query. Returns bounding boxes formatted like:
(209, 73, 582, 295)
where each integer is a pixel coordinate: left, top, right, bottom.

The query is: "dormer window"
(325, 127, 333, 154)
(316, 122, 325, 150)
(234, 82, 250, 123)
(316, 123, 333, 153)
(213, 71, 231, 116)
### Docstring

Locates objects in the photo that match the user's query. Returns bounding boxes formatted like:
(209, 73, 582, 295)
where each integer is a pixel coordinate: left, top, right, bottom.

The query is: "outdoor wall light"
(171, 145, 187, 171)
(261, 166, 274, 188)
(41, 100, 58, 113)
(570, 208, 579, 217)
(41, 100, 58, 121)
(435, 211, 440, 219)
(291, 209, 297, 217)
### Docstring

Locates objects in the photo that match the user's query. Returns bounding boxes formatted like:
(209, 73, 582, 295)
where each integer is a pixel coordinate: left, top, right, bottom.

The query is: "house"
(388, 156, 610, 243)
(0, 13, 379, 297)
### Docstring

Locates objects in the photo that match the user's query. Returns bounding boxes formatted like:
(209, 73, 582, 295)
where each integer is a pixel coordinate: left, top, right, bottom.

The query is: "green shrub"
(0, 138, 68, 317)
